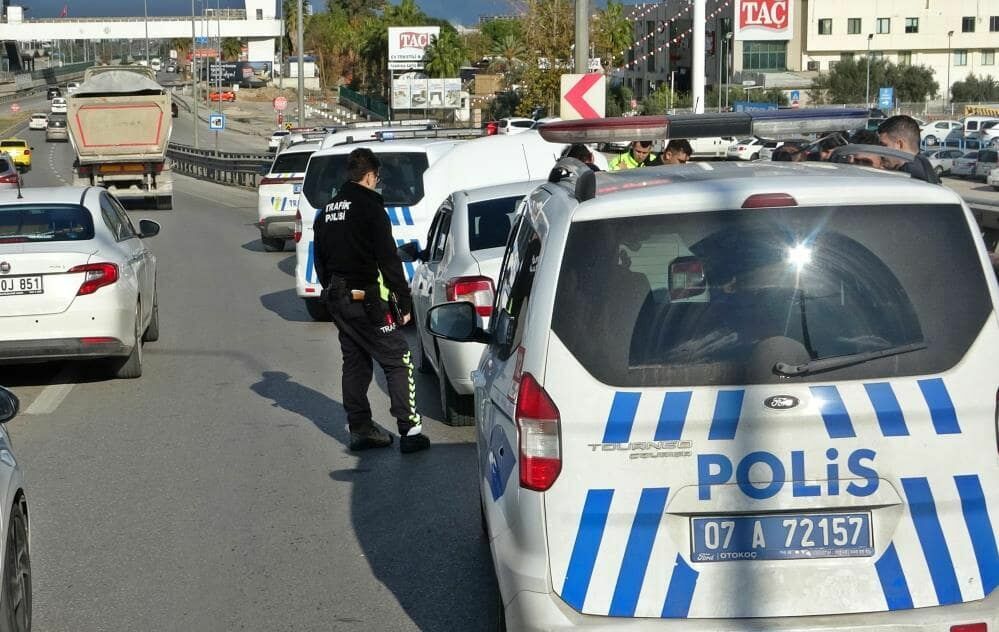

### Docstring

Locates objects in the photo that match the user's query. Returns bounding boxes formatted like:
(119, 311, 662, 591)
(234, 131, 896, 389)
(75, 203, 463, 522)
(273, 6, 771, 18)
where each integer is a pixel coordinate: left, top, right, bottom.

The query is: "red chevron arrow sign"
(560, 73, 606, 120)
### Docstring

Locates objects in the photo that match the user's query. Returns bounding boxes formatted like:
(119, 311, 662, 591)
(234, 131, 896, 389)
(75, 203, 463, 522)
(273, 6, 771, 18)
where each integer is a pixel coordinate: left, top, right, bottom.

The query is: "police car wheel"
(439, 364, 474, 426)
(261, 237, 285, 252)
(304, 298, 332, 322)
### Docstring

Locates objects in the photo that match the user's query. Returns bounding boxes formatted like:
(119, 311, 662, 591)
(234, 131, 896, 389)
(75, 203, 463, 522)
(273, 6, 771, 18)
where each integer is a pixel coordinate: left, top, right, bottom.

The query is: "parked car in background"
(0, 139, 32, 172)
(50, 97, 67, 115)
(28, 113, 48, 131)
(760, 138, 809, 161)
(256, 141, 320, 252)
(920, 119, 962, 146)
(45, 116, 68, 142)
(402, 180, 539, 425)
(267, 130, 290, 152)
(0, 186, 161, 378)
(726, 137, 775, 161)
(46, 86, 60, 100)
(497, 117, 535, 135)
(208, 90, 236, 102)
(974, 149, 998, 180)
(963, 116, 999, 142)
(988, 166, 999, 191)
(920, 148, 965, 175)
(951, 150, 980, 178)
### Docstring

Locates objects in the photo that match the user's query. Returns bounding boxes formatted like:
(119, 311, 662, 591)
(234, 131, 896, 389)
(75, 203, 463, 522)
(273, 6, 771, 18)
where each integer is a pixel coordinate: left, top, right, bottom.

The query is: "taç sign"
(736, 0, 792, 40)
(388, 26, 440, 69)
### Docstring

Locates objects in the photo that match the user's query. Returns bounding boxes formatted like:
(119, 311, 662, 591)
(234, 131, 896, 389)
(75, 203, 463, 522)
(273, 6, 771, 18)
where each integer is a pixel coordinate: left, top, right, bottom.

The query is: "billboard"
(735, 0, 792, 41)
(392, 77, 462, 109)
(388, 26, 441, 69)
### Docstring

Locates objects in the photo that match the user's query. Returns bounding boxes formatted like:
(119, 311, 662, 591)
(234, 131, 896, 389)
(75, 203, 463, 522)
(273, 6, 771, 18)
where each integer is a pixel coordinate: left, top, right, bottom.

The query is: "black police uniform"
(313, 180, 421, 438)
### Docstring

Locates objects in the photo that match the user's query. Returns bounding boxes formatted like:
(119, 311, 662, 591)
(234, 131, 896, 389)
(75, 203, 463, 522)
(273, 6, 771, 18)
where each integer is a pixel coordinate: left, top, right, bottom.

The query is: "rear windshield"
(0, 141, 26, 149)
(270, 151, 313, 175)
(48, 120, 66, 128)
(303, 152, 429, 208)
(965, 152, 980, 159)
(468, 195, 522, 251)
(0, 160, 10, 172)
(0, 204, 95, 242)
(552, 204, 990, 387)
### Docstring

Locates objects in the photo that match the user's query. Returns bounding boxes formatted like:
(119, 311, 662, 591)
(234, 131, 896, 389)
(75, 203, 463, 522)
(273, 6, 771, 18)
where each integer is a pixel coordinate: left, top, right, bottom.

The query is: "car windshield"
(0, 204, 95, 242)
(271, 151, 313, 174)
(303, 152, 429, 208)
(467, 195, 523, 251)
(737, 137, 754, 144)
(552, 203, 990, 387)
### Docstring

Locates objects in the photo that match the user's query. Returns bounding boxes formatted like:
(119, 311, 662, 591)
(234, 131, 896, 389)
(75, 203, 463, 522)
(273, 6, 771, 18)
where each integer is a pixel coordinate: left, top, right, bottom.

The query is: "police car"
(427, 110, 999, 630)
(257, 141, 320, 252)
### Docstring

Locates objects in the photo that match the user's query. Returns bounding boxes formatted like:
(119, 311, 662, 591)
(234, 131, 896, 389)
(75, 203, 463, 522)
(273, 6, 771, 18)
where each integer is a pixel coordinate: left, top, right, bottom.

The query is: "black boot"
(400, 433, 430, 454)
(349, 425, 394, 451)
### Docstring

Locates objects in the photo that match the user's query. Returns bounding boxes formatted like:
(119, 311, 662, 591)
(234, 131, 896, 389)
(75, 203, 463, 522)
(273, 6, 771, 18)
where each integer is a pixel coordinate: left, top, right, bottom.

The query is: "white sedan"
(920, 119, 962, 146)
(402, 180, 538, 425)
(27, 113, 47, 131)
(49, 98, 67, 115)
(920, 148, 965, 175)
(726, 137, 773, 160)
(0, 187, 160, 378)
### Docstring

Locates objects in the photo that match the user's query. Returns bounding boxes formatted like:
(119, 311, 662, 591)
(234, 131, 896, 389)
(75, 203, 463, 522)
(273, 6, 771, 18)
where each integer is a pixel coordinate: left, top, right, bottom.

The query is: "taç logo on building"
(388, 26, 441, 66)
(397, 31, 431, 49)
(736, 0, 793, 40)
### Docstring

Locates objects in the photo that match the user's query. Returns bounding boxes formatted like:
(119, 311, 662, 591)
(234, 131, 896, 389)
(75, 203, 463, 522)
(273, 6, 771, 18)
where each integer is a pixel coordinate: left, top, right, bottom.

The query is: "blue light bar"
(749, 108, 868, 136)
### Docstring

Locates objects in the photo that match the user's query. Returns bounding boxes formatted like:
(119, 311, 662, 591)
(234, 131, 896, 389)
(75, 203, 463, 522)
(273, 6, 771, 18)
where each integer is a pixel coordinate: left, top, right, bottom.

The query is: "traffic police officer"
(609, 140, 656, 170)
(313, 148, 430, 453)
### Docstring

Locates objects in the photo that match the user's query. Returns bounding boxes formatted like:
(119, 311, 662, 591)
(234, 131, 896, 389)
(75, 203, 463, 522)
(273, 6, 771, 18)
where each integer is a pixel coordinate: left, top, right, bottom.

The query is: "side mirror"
(427, 302, 490, 343)
(0, 387, 19, 424)
(397, 241, 423, 263)
(138, 219, 161, 238)
(668, 256, 706, 300)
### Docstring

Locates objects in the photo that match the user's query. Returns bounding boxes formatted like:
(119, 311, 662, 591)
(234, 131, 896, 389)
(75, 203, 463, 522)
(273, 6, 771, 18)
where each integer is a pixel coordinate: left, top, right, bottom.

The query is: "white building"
(803, 0, 998, 101)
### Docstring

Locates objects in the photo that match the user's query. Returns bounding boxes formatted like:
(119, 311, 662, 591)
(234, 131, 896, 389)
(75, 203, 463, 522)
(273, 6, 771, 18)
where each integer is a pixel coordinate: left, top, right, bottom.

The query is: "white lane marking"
(25, 366, 77, 415)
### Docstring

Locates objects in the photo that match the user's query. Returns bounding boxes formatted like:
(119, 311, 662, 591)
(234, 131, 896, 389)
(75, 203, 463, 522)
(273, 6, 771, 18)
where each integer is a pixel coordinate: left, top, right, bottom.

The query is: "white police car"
(256, 141, 319, 252)
(428, 110, 999, 630)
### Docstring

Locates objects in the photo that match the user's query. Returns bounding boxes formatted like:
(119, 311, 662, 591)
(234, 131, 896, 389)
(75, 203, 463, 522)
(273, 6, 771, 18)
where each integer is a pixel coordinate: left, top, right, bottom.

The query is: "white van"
(963, 116, 999, 142)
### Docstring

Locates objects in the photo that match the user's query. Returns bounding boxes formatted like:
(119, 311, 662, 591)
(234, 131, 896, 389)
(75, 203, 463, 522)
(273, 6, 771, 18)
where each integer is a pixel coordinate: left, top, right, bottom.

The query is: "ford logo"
(764, 395, 799, 410)
(0, 261, 10, 274)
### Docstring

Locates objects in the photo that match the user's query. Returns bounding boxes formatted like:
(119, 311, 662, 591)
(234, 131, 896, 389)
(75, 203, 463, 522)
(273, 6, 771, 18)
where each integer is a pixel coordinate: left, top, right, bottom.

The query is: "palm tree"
(221, 38, 243, 61)
(283, 0, 300, 58)
(424, 30, 466, 79)
(490, 34, 526, 68)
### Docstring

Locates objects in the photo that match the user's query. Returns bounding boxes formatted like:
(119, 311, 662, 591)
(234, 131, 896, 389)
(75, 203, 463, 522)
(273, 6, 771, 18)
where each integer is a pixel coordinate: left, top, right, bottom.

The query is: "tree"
(951, 74, 999, 102)
(424, 30, 466, 78)
(283, 0, 300, 58)
(170, 38, 191, 73)
(480, 18, 521, 47)
(462, 31, 492, 65)
(326, 0, 381, 14)
(810, 56, 938, 103)
(221, 38, 243, 61)
(592, 0, 633, 72)
(516, 0, 573, 117)
(489, 34, 526, 72)
(605, 82, 634, 116)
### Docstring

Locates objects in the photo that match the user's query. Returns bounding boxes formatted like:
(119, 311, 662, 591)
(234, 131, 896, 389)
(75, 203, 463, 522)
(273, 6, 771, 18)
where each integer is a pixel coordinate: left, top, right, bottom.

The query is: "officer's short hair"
(564, 143, 593, 163)
(850, 129, 881, 145)
(665, 139, 693, 157)
(346, 148, 381, 183)
(878, 115, 921, 151)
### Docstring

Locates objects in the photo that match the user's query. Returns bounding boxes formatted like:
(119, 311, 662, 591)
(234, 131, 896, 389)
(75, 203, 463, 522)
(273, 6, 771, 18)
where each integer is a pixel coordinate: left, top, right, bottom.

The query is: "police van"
(293, 131, 599, 320)
(428, 110, 999, 630)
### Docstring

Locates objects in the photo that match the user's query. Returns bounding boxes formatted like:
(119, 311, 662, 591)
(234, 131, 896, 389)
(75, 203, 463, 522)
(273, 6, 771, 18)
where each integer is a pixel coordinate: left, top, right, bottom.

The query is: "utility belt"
(327, 277, 403, 327)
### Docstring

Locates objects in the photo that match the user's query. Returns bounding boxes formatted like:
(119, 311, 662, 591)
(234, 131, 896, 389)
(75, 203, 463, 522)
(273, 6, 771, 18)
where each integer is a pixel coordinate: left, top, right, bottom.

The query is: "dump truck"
(67, 65, 173, 209)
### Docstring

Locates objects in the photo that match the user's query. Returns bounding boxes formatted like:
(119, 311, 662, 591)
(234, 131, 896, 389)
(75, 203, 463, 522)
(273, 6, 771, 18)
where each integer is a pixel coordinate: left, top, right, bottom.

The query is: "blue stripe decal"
(810, 385, 856, 438)
(403, 261, 414, 279)
(609, 487, 669, 616)
(918, 378, 961, 435)
(603, 392, 640, 444)
(955, 474, 999, 595)
(401, 206, 414, 225)
(305, 241, 315, 283)
(901, 477, 963, 605)
(654, 391, 692, 441)
(562, 489, 614, 611)
(386, 207, 400, 226)
(707, 390, 744, 440)
(864, 383, 910, 436)
(874, 543, 914, 610)
(661, 554, 699, 618)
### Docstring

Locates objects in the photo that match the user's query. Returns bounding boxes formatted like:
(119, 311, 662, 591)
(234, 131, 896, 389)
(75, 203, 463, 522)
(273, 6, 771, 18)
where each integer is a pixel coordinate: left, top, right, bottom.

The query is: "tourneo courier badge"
(764, 395, 799, 410)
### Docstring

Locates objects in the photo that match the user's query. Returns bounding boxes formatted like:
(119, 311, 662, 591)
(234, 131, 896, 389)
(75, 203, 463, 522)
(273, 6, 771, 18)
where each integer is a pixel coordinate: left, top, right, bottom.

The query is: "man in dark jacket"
(313, 148, 430, 453)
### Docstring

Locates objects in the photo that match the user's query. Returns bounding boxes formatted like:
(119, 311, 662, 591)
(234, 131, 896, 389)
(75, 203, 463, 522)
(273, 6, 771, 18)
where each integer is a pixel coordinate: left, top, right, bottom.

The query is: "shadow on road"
(277, 254, 296, 277)
(259, 288, 314, 323)
(240, 239, 267, 253)
(249, 371, 499, 632)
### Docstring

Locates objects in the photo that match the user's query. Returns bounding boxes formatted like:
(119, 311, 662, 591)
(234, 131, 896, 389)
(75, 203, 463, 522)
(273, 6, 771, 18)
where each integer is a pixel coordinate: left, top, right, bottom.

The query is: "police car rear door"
(540, 191, 999, 620)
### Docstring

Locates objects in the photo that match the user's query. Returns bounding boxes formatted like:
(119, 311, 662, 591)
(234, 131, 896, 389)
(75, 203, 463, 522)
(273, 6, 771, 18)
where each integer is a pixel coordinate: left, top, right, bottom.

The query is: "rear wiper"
(773, 342, 927, 377)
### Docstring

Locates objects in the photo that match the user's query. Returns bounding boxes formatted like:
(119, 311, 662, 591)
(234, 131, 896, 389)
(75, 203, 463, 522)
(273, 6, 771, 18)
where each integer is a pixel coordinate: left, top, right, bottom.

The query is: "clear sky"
(15, 0, 529, 25)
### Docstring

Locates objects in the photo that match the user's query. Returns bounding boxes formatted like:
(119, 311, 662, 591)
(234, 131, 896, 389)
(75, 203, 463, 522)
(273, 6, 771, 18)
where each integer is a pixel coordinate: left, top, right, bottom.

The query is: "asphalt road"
(1, 122, 498, 631)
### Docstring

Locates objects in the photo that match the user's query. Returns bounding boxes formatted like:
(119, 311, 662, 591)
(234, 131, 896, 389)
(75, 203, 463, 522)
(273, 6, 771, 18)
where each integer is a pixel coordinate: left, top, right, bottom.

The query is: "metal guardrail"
(166, 142, 272, 189)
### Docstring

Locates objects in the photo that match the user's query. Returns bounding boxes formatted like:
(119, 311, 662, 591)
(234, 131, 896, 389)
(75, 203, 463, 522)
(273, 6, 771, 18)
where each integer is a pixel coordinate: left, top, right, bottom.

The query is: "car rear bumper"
(258, 216, 295, 239)
(0, 302, 135, 362)
(506, 586, 999, 631)
(0, 337, 128, 362)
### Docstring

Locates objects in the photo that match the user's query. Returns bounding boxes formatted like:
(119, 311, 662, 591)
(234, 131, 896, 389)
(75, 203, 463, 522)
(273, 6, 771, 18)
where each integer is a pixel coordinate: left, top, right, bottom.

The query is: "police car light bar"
(375, 128, 485, 141)
(537, 109, 869, 144)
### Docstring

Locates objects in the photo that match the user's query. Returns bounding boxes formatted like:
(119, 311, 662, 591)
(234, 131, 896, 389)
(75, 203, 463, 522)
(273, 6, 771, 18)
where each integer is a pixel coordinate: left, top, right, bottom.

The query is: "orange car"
(208, 90, 236, 102)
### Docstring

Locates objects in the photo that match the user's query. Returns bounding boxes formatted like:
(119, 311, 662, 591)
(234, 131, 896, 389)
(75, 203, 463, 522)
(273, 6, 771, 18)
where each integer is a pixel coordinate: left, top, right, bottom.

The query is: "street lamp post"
(143, 0, 150, 64)
(724, 33, 733, 110)
(865, 33, 873, 107)
(946, 30, 954, 113)
(297, 0, 304, 127)
(717, 34, 724, 112)
(191, 0, 199, 149)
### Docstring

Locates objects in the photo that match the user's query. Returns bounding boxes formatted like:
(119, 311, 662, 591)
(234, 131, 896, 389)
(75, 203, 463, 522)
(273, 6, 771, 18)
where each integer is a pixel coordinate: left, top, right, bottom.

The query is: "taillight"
(23, 149, 30, 156)
(516, 372, 561, 492)
(445, 276, 494, 317)
(260, 176, 299, 186)
(738, 145, 747, 151)
(950, 624, 987, 632)
(68, 263, 118, 295)
(742, 193, 798, 209)
(293, 210, 303, 243)
(0, 174, 18, 184)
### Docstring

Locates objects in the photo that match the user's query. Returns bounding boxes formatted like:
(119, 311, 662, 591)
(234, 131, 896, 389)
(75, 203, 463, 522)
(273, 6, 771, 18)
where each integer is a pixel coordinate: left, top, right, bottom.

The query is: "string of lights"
(615, 0, 733, 71)
(618, 0, 724, 58)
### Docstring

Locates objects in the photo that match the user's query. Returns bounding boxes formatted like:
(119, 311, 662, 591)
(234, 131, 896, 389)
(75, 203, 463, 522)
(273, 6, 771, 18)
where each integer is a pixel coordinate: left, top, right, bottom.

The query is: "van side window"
(429, 199, 452, 262)
(494, 215, 541, 358)
(99, 194, 128, 241)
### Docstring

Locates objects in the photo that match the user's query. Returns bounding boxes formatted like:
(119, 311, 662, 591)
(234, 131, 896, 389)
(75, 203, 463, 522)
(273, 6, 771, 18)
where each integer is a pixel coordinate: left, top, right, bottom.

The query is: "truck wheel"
(261, 237, 285, 252)
(155, 196, 172, 210)
(304, 298, 331, 322)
